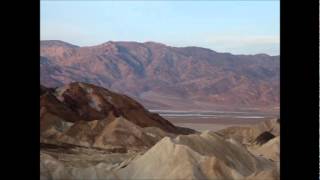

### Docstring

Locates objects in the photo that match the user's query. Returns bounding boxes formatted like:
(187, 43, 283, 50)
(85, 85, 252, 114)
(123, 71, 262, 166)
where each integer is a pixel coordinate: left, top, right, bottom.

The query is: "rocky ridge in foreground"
(41, 122, 279, 180)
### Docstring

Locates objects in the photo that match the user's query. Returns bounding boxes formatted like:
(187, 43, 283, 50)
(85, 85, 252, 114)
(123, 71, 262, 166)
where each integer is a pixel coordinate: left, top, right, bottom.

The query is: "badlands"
(40, 82, 279, 180)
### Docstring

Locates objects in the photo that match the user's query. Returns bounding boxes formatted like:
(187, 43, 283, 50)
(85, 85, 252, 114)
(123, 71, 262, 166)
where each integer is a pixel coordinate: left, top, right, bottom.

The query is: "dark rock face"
(40, 90, 81, 123)
(40, 40, 279, 110)
(40, 82, 194, 134)
(254, 131, 276, 145)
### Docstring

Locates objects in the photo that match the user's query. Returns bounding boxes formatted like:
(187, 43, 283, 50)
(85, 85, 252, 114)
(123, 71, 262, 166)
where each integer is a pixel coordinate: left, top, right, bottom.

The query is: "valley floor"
(164, 116, 272, 131)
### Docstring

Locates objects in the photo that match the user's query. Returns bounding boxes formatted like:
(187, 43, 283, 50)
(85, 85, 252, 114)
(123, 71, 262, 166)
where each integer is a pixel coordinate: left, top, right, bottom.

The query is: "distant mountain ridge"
(40, 40, 279, 111)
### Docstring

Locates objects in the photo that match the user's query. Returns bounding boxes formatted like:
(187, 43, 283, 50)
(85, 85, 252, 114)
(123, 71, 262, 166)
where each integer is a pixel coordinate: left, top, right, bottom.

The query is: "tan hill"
(250, 136, 280, 162)
(217, 118, 279, 145)
(111, 131, 278, 180)
(57, 117, 172, 151)
(40, 148, 140, 180)
(40, 40, 279, 110)
(216, 118, 280, 163)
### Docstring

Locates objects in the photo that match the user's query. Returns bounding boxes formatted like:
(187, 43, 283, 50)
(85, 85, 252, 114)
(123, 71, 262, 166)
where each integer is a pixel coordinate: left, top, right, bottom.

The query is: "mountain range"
(40, 40, 279, 111)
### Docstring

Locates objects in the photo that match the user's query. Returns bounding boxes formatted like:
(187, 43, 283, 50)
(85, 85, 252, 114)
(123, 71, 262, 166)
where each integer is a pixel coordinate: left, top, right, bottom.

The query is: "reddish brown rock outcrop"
(40, 82, 195, 142)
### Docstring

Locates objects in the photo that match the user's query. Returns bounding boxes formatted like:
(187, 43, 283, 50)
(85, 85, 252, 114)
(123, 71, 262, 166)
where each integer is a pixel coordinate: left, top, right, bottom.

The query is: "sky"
(41, 1, 279, 55)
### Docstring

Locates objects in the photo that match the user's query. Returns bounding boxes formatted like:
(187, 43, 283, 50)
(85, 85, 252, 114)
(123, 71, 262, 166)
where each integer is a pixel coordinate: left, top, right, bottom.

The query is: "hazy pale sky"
(41, 1, 279, 55)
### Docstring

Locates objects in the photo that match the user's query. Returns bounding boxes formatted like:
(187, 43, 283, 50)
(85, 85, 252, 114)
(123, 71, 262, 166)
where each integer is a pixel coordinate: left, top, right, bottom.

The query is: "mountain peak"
(253, 53, 272, 58)
(40, 40, 79, 48)
(144, 41, 167, 46)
